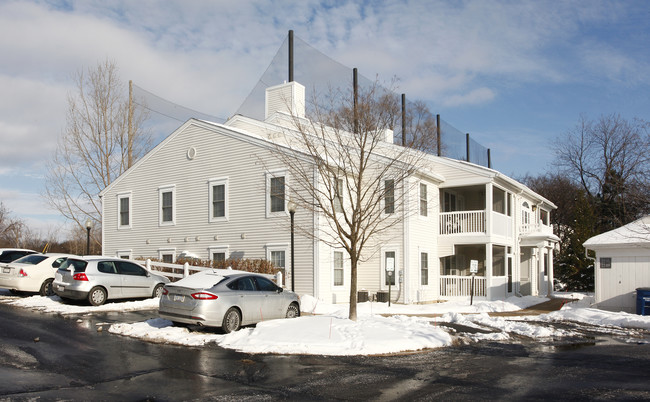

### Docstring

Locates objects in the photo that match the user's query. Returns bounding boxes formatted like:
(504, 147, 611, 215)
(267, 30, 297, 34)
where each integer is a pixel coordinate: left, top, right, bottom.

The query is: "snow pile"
(538, 305, 650, 330)
(108, 314, 452, 355)
(300, 294, 545, 316)
(0, 292, 159, 314)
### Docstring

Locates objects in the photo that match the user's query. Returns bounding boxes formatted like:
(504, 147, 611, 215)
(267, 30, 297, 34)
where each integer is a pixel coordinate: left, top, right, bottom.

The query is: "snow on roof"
(584, 215, 650, 248)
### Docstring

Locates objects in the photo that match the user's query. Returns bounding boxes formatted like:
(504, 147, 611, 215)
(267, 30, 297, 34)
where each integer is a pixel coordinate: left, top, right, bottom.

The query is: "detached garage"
(584, 216, 650, 313)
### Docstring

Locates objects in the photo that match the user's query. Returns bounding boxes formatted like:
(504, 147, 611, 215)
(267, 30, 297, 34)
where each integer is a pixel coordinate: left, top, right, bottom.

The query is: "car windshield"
(60, 259, 88, 273)
(13, 255, 48, 265)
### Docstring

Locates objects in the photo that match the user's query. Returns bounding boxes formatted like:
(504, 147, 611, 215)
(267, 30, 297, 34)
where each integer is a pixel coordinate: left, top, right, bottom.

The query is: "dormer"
(265, 81, 306, 121)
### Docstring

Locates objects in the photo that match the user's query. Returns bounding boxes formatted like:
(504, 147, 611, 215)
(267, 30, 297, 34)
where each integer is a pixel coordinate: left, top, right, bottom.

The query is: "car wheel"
(152, 283, 164, 298)
(222, 307, 241, 334)
(88, 286, 107, 306)
(39, 278, 54, 296)
(286, 303, 300, 318)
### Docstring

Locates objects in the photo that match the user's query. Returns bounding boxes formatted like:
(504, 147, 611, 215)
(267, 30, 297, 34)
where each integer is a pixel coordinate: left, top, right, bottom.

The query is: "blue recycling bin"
(636, 288, 650, 315)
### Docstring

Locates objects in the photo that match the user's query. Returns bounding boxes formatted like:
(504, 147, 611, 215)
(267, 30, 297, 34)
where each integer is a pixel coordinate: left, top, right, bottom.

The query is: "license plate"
(2, 268, 9, 273)
(173, 294, 185, 302)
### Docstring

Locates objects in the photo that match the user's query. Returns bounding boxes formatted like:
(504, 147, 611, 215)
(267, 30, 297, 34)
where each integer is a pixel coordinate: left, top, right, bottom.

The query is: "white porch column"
(486, 183, 493, 235)
(486, 243, 493, 300)
(547, 245, 554, 297)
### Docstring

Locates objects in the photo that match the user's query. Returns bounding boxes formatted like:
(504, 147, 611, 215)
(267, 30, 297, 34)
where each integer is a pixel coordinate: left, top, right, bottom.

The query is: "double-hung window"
(421, 252, 429, 285)
(266, 170, 287, 217)
(419, 183, 428, 216)
(159, 185, 175, 226)
(333, 251, 344, 286)
(117, 192, 131, 229)
(384, 179, 395, 214)
(209, 178, 228, 222)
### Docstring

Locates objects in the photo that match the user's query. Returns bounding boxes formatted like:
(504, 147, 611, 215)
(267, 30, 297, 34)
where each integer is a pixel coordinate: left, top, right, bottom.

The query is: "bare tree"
(271, 81, 436, 320)
(44, 60, 151, 245)
(0, 202, 25, 248)
(556, 114, 650, 231)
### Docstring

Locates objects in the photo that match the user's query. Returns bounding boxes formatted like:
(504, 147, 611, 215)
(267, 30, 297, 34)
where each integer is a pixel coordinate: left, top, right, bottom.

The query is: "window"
(420, 252, 429, 285)
(255, 276, 279, 291)
(266, 171, 287, 217)
(443, 191, 457, 212)
(118, 193, 131, 228)
(600, 257, 612, 269)
(270, 250, 285, 269)
(159, 185, 175, 225)
(333, 251, 344, 286)
(385, 251, 396, 286)
(212, 252, 226, 263)
(158, 248, 175, 263)
(97, 261, 117, 274)
(419, 183, 428, 216)
(117, 261, 147, 276)
(209, 246, 229, 265)
(492, 245, 506, 276)
(208, 177, 229, 221)
(540, 209, 549, 225)
(384, 179, 395, 214)
(116, 250, 132, 260)
(493, 187, 505, 214)
(334, 178, 344, 213)
(270, 177, 285, 212)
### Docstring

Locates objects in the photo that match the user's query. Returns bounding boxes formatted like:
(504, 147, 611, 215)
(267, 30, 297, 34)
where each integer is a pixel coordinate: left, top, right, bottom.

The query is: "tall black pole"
(401, 94, 406, 146)
(466, 133, 470, 162)
(288, 30, 294, 82)
(86, 227, 90, 255)
(353, 68, 358, 134)
(436, 114, 441, 156)
(290, 209, 295, 292)
(487, 149, 492, 169)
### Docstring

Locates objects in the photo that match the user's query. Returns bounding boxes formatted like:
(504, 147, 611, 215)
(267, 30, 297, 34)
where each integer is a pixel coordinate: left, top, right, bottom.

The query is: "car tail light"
(73, 273, 89, 281)
(162, 288, 169, 295)
(191, 292, 218, 300)
(18, 269, 28, 277)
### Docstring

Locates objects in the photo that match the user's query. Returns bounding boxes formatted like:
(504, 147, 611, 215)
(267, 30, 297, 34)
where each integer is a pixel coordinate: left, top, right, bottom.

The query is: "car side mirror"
(277, 287, 283, 293)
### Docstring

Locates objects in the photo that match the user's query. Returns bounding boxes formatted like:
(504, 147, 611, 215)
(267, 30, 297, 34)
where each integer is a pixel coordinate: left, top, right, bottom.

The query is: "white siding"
(102, 121, 315, 295)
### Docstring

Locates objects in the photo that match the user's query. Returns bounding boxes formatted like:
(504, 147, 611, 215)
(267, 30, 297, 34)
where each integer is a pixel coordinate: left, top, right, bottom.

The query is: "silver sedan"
(158, 270, 300, 333)
(53, 256, 170, 306)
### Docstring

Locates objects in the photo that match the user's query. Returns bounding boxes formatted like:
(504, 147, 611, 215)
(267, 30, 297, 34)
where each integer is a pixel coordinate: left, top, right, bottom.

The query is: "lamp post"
(85, 218, 92, 255)
(287, 201, 296, 292)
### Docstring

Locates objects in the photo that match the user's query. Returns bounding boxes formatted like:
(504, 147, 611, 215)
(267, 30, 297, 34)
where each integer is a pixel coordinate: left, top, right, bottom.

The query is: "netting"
(132, 32, 490, 168)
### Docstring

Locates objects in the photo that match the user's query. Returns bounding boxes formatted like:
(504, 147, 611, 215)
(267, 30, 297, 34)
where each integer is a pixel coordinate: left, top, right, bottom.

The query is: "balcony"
(440, 210, 485, 235)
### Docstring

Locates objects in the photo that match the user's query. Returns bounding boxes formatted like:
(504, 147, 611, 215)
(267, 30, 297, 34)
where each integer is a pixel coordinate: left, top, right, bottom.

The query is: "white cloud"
(443, 87, 496, 107)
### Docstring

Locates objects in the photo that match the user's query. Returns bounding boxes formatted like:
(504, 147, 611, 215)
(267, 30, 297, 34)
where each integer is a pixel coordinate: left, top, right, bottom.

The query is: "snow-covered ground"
(1, 289, 649, 356)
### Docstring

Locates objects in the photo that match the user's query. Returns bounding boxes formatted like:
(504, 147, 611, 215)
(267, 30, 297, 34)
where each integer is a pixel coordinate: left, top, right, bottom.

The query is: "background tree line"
(523, 114, 650, 291)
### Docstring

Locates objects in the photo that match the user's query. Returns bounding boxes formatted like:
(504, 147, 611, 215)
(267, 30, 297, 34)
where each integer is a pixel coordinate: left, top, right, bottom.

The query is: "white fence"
(440, 211, 485, 235)
(137, 259, 283, 285)
(439, 275, 486, 297)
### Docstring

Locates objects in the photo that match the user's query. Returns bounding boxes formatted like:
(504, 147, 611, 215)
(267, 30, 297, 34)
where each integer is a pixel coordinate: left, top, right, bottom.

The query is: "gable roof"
(584, 216, 650, 249)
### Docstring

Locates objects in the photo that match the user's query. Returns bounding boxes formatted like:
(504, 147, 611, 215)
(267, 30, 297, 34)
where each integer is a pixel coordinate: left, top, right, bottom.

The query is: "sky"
(3, 290, 649, 354)
(1, 0, 650, 236)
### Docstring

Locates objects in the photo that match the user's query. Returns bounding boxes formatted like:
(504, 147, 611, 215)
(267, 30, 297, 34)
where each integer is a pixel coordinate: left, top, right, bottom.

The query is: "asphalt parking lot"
(1, 302, 650, 401)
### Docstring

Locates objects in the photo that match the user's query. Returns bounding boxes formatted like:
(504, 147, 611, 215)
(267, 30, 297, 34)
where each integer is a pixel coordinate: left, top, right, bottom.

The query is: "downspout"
(402, 177, 409, 303)
(312, 164, 319, 299)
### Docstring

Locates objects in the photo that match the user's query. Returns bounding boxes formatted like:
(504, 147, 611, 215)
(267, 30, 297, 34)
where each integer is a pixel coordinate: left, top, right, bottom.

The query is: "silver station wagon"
(159, 270, 300, 333)
(53, 256, 170, 306)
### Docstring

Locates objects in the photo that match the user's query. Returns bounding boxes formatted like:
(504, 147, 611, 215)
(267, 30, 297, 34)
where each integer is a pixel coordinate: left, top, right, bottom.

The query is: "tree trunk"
(349, 256, 358, 321)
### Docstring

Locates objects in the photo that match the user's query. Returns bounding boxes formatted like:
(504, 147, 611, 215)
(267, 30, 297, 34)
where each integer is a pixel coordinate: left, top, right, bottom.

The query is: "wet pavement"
(1, 303, 649, 401)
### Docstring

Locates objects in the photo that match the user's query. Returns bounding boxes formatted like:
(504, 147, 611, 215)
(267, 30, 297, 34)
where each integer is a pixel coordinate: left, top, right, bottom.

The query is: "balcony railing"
(440, 275, 486, 297)
(520, 222, 554, 235)
(440, 210, 485, 235)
